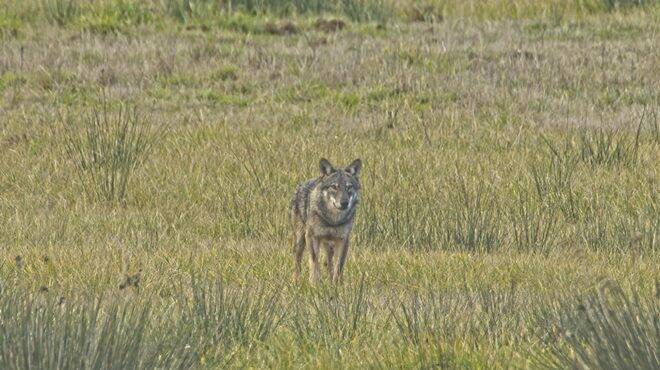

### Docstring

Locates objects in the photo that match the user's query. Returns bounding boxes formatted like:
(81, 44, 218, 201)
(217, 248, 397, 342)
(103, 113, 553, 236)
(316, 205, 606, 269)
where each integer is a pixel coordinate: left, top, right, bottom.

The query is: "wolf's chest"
(310, 219, 353, 241)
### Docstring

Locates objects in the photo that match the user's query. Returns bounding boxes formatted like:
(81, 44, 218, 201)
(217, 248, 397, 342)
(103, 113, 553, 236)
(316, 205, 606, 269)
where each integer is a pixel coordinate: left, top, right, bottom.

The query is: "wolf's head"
(317, 158, 362, 213)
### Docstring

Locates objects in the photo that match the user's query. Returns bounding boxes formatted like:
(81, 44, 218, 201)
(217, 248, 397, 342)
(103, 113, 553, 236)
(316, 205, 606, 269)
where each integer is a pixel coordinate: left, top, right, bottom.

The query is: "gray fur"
(291, 158, 362, 283)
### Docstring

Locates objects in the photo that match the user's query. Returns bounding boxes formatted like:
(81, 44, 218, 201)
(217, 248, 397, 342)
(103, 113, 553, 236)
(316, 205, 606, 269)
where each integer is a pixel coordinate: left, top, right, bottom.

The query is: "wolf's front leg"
(325, 242, 335, 280)
(333, 238, 350, 283)
(307, 231, 321, 284)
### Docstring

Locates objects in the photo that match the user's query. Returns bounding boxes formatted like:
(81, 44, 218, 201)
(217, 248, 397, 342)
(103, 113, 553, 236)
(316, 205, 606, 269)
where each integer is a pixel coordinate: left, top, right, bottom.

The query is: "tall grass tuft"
(41, 0, 79, 26)
(534, 281, 659, 369)
(602, 0, 652, 11)
(540, 119, 643, 170)
(163, 0, 216, 23)
(532, 136, 583, 222)
(179, 278, 283, 365)
(162, 0, 393, 23)
(577, 127, 641, 167)
(63, 100, 157, 203)
(337, 0, 391, 22)
(291, 277, 371, 353)
(529, 155, 576, 203)
(0, 291, 196, 369)
(442, 173, 503, 252)
(507, 192, 558, 252)
(391, 286, 537, 368)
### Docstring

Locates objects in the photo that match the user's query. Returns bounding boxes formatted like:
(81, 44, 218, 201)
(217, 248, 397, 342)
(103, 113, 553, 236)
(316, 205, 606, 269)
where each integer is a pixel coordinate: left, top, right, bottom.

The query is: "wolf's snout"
(339, 200, 349, 209)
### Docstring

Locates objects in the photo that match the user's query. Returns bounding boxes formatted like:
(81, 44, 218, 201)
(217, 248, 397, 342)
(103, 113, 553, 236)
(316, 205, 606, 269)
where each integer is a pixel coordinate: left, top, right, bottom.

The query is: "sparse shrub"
(534, 281, 659, 369)
(63, 100, 157, 203)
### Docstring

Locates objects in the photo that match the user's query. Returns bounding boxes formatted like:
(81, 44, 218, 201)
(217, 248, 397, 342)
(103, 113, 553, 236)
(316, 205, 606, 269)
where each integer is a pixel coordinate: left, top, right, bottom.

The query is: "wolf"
(290, 158, 362, 283)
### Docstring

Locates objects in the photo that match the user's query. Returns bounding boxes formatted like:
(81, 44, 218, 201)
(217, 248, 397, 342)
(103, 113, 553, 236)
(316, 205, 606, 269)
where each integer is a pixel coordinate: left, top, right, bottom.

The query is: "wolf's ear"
(346, 159, 362, 177)
(319, 158, 336, 176)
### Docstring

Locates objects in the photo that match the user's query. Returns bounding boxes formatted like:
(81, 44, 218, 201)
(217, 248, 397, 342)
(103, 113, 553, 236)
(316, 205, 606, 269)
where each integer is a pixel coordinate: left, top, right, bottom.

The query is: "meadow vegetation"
(0, 0, 658, 368)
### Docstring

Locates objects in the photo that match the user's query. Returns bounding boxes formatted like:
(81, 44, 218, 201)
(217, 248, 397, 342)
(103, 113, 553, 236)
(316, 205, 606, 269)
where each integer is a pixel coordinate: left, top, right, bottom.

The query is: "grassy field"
(1, 0, 659, 368)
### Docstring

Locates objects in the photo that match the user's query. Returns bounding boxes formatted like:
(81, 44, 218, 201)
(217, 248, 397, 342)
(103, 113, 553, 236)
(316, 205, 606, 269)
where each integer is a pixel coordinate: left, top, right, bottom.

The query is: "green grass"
(532, 281, 659, 369)
(62, 98, 158, 203)
(2, 0, 658, 36)
(0, 0, 658, 368)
